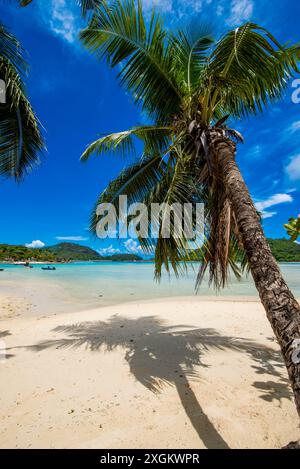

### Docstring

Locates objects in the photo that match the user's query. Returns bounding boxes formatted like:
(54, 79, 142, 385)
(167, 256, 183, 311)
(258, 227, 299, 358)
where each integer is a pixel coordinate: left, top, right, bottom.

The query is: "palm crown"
(80, 0, 300, 285)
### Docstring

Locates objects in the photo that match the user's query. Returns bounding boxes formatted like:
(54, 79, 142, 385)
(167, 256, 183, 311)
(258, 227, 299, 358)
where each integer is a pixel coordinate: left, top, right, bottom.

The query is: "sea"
(0, 262, 299, 313)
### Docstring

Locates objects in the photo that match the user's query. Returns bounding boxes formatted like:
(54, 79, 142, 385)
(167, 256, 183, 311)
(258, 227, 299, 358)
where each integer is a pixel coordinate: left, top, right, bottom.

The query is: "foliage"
(80, 0, 300, 287)
(107, 253, 142, 261)
(0, 23, 44, 180)
(267, 238, 300, 262)
(1, 240, 298, 263)
(284, 216, 300, 242)
(188, 238, 300, 263)
(0, 244, 56, 262)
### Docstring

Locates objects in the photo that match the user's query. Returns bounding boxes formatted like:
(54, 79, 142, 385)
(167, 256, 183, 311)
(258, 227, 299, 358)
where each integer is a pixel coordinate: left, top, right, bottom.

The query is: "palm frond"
(0, 91, 44, 180)
(80, 0, 182, 122)
(141, 148, 201, 278)
(196, 194, 243, 289)
(78, 0, 103, 17)
(194, 135, 247, 288)
(0, 23, 27, 79)
(89, 153, 166, 232)
(170, 24, 214, 94)
(81, 125, 171, 160)
(207, 23, 300, 118)
(0, 25, 44, 180)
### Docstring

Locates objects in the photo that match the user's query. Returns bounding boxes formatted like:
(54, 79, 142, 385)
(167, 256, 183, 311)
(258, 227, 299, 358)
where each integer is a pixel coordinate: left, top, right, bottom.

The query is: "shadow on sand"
(23, 315, 291, 448)
(249, 345, 292, 403)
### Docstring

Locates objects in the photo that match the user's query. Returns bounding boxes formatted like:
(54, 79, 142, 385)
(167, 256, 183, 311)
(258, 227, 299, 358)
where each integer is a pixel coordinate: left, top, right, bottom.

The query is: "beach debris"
(68, 409, 75, 414)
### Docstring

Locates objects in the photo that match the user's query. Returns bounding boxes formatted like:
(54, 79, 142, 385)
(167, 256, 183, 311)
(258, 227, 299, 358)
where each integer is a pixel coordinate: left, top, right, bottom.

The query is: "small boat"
(42, 266, 56, 271)
(24, 262, 33, 269)
(0, 268, 4, 272)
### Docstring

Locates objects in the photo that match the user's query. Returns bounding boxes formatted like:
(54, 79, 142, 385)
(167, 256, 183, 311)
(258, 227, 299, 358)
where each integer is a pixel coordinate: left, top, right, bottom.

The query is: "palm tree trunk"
(208, 130, 300, 420)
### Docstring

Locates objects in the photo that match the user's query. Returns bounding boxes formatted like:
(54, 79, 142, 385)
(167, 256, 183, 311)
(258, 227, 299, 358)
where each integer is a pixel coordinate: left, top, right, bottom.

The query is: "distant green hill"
(0, 244, 57, 262)
(0, 242, 143, 262)
(1, 239, 299, 263)
(185, 238, 300, 262)
(267, 238, 300, 262)
(107, 253, 142, 262)
(44, 243, 101, 261)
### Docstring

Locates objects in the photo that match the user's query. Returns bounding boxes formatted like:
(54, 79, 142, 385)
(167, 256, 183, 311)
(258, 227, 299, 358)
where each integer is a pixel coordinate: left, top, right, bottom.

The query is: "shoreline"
(1, 274, 299, 320)
(1, 260, 300, 265)
(0, 285, 264, 320)
(1, 259, 300, 323)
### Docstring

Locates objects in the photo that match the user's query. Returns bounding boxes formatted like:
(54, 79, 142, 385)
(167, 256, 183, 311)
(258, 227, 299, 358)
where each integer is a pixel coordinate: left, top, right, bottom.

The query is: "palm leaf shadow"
(26, 315, 288, 448)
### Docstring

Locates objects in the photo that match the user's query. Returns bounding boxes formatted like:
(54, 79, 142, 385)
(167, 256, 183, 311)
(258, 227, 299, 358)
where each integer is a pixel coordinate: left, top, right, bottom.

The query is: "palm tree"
(79, 0, 300, 425)
(0, 23, 44, 180)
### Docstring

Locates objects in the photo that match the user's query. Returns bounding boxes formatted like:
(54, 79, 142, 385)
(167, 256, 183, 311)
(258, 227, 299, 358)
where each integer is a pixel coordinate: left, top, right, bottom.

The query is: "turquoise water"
(1, 262, 299, 308)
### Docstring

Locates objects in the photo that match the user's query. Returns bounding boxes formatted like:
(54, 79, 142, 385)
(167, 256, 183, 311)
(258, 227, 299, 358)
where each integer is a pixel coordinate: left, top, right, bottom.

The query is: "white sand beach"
(0, 295, 299, 449)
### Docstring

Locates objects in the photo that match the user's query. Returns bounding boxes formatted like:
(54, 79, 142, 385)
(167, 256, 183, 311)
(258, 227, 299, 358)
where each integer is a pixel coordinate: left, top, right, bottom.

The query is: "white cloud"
(260, 211, 277, 220)
(246, 144, 262, 159)
(38, 0, 81, 44)
(227, 0, 254, 26)
(124, 239, 143, 254)
(216, 5, 224, 16)
(176, 0, 203, 16)
(142, 0, 173, 13)
(56, 236, 88, 241)
(51, 0, 80, 43)
(98, 245, 121, 256)
(287, 188, 297, 193)
(142, 0, 204, 18)
(289, 121, 300, 134)
(36, 0, 213, 44)
(255, 193, 293, 211)
(286, 154, 300, 181)
(25, 240, 45, 249)
(255, 193, 293, 219)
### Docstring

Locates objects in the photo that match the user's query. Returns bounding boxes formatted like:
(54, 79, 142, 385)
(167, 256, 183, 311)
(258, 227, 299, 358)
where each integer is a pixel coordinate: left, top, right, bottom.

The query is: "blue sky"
(0, 0, 300, 255)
